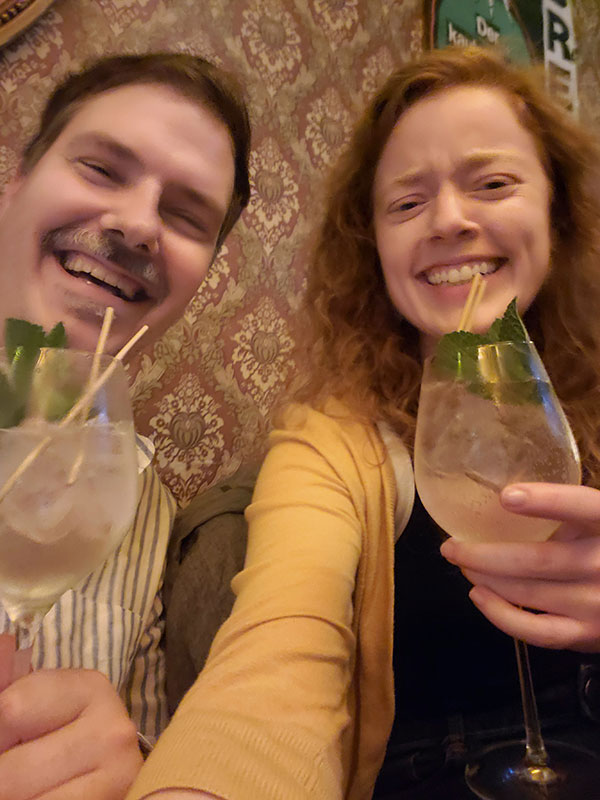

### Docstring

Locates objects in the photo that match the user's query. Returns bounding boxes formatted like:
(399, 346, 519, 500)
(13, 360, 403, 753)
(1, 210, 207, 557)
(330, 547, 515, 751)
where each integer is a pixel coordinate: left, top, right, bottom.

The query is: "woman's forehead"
(375, 85, 545, 180)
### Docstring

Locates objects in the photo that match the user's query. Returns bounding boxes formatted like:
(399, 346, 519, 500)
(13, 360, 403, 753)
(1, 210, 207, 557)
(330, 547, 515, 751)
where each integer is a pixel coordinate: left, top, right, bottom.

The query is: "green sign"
(427, 0, 535, 63)
(426, 1, 579, 115)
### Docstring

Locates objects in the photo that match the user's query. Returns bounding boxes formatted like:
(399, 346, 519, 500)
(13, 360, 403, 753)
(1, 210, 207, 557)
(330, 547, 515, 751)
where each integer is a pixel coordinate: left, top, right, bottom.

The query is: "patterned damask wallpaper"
(0, 0, 598, 506)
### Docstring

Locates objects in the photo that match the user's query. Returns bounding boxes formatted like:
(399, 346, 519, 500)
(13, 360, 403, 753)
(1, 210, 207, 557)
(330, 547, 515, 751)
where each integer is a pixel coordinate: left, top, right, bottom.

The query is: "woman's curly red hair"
(291, 46, 600, 486)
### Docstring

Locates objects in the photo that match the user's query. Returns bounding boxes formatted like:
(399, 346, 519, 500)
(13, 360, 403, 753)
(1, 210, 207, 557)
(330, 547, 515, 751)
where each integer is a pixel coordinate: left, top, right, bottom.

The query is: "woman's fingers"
(468, 585, 600, 651)
(500, 483, 600, 530)
(441, 535, 600, 581)
(462, 569, 600, 621)
(440, 484, 600, 653)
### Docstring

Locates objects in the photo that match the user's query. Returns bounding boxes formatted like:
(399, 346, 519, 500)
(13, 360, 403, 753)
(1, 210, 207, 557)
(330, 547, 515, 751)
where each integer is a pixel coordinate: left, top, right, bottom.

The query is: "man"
(0, 52, 250, 799)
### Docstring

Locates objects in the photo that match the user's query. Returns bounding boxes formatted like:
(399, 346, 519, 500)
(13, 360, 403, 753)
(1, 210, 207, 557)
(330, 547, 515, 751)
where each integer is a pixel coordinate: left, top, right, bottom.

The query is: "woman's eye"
(483, 179, 509, 189)
(474, 176, 517, 195)
(389, 197, 423, 215)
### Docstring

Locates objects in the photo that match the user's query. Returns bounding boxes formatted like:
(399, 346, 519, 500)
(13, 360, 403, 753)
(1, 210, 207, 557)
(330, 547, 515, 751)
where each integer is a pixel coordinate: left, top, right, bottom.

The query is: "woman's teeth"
(427, 261, 499, 286)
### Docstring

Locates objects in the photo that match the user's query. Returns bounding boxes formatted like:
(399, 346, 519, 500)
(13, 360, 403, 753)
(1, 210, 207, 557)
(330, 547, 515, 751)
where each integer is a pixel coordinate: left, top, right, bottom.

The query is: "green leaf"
(44, 322, 67, 349)
(40, 386, 81, 422)
(0, 370, 21, 427)
(0, 318, 70, 429)
(497, 298, 528, 342)
(433, 297, 538, 405)
(434, 330, 484, 380)
(486, 317, 503, 341)
(10, 344, 40, 419)
(4, 318, 45, 362)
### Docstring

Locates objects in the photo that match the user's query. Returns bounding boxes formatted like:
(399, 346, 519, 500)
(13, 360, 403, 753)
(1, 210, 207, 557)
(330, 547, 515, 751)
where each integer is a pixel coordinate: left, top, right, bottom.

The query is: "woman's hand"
(0, 663, 142, 800)
(440, 482, 600, 652)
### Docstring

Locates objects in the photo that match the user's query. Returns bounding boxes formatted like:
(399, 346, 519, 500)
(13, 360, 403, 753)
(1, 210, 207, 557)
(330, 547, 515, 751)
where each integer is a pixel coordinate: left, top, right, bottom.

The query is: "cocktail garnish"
(434, 299, 540, 404)
(0, 319, 68, 427)
(0, 323, 148, 503)
(436, 298, 528, 377)
(67, 307, 114, 484)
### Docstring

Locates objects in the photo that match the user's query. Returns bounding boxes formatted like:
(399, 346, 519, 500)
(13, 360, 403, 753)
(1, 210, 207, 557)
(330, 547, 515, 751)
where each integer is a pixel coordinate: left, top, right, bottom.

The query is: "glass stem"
(514, 637, 548, 766)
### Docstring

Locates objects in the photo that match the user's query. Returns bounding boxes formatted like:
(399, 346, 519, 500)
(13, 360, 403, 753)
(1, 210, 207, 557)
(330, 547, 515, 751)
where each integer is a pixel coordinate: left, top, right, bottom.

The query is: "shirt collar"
(135, 433, 155, 474)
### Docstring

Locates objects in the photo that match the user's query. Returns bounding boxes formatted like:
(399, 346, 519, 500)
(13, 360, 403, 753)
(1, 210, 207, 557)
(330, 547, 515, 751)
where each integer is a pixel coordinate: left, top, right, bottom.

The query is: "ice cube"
(421, 384, 516, 491)
(2, 470, 77, 544)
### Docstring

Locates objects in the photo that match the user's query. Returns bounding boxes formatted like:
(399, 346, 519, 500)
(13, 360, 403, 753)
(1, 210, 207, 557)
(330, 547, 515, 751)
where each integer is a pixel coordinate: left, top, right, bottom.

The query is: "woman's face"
(372, 85, 552, 355)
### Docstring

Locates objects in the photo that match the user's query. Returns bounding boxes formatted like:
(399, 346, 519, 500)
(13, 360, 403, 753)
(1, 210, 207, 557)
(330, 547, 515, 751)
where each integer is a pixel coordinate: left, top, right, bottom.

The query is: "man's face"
(0, 82, 236, 353)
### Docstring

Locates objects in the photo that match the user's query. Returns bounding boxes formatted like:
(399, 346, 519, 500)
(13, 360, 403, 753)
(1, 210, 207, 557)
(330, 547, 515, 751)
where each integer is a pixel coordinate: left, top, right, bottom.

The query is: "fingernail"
(469, 586, 483, 604)
(440, 540, 456, 561)
(501, 486, 528, 508)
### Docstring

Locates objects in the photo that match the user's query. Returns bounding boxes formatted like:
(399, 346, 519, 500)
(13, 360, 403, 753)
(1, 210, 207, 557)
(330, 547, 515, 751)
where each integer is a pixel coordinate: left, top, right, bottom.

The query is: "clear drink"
(0, 418, 137, 620)
(413, 340, 596, 799)
(416, 464, 565, 543)
(414, 378, 581, 543)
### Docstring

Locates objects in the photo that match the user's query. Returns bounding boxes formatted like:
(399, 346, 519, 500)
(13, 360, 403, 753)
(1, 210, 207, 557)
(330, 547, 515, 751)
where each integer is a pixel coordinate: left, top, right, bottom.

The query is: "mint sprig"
(0, 319, 68, 427)
(433, 299, 541, 404)
(435, 298, 527, 378)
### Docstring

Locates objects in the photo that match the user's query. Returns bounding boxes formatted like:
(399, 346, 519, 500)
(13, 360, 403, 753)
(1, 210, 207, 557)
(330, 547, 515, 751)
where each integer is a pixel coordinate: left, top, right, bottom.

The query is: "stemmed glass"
(414, 339, 599, 798)
(0, 348, 138, 654)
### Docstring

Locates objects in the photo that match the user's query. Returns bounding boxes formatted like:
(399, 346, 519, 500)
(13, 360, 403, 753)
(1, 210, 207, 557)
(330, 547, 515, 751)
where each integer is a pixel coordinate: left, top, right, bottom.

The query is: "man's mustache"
(42, 227, 159, 286)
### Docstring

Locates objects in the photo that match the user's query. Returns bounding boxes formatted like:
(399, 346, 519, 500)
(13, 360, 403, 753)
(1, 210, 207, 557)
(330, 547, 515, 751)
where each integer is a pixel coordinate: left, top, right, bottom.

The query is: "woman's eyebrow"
(387, 168, 428, 188)
(460, 149, 524, 169)
(384, 153, 507, 188)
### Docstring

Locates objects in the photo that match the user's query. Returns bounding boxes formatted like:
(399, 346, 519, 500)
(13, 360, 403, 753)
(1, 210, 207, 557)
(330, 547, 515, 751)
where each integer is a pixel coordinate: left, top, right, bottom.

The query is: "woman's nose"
(429, 184, 478, 241)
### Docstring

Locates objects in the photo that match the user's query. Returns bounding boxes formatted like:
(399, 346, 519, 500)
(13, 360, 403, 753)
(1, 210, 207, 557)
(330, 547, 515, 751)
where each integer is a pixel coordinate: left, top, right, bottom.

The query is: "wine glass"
(0, 348, 138, 653)
(414, 339, 599, 798)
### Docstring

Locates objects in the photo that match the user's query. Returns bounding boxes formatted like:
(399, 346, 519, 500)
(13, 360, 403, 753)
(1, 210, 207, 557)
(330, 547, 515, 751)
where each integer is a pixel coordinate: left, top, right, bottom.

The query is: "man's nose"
(100, 181, 161, 254)
(429, 184, 478, 241)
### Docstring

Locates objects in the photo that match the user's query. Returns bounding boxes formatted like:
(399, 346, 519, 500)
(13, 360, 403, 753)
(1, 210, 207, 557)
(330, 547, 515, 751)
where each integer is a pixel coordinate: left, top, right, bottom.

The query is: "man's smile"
(57, 251, 148, 302)
(43, 227, 162, 305)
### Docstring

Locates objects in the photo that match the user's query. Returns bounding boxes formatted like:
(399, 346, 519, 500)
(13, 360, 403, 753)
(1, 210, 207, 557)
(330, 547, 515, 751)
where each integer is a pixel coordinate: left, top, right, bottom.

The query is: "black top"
(374, 492, 596, 798)
(390, 492, 579, 726)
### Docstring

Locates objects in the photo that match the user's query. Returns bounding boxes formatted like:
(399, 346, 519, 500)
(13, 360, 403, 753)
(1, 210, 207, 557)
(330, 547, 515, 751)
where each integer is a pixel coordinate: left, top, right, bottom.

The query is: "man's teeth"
(427, 261, 499, 286)
(59, 252, 142, 301)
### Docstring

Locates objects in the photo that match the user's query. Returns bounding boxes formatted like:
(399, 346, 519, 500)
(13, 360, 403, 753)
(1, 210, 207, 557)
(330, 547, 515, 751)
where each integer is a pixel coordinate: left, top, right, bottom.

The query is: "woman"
(127, 46, 600, 800)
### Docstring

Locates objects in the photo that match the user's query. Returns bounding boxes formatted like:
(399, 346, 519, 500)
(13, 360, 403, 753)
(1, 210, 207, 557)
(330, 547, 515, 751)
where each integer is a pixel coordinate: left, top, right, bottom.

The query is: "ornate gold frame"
(0, 0, 56, 48)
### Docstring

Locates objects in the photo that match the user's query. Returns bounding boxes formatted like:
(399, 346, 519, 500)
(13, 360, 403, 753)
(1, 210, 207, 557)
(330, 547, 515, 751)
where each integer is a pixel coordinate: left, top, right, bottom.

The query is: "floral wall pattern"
(0, 0, 598, 506)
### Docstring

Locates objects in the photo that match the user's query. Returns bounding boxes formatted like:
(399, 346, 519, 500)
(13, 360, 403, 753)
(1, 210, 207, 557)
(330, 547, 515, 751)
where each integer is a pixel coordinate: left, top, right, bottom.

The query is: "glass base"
(465, 740, 599, 799)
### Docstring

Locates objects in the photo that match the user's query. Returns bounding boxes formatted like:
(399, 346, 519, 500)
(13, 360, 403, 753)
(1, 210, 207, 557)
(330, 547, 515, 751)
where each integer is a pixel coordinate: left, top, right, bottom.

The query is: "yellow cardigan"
(127, 403, 416, 800)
